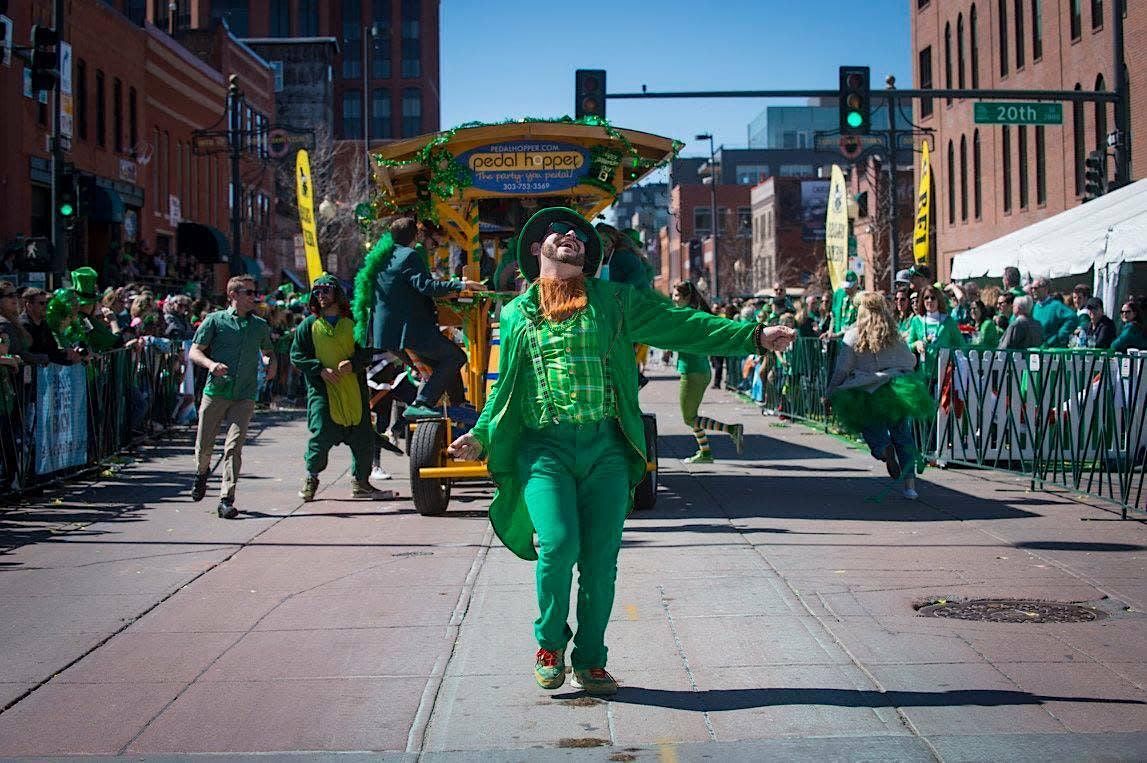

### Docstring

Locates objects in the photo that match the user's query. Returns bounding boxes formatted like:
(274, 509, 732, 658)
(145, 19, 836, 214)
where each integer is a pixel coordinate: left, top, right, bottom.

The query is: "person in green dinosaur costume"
(291, 274, 395, 502)
(447, 207, 796, 696)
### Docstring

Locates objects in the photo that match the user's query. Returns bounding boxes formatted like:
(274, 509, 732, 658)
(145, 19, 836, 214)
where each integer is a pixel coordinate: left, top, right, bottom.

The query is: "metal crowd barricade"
(934, 347, 1147, 514)
(750, 338, 1146, 515)
(0, 341, 185, 498)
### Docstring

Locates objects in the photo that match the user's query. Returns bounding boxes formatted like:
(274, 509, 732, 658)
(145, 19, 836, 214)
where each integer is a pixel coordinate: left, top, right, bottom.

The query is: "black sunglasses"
(233, 288, 260, 297)
(0, 292, 16, 299)
(312, 285, 333, 294)
(547, 221, 589, 243)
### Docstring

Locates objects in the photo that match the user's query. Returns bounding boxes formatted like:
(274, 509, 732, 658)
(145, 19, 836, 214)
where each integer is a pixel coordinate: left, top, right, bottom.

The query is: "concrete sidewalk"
(1, 372, 1146, 761)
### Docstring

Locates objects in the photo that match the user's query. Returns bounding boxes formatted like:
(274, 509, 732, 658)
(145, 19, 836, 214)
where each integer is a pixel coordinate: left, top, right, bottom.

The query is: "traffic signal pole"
(1113, 0, 1131, 186)
(885, 81, 899, 292)
(50, 0, 65, 277)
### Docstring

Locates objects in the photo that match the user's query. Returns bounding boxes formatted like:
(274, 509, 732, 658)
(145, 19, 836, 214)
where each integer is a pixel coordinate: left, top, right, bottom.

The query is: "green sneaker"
(298, 475, 319, 502)
(730, 424, 745, 456)
(534, 647, 567, 690)
(682, 450, 714, 465)
(571, 667, 618, 696)
(403, 404, 441, 419)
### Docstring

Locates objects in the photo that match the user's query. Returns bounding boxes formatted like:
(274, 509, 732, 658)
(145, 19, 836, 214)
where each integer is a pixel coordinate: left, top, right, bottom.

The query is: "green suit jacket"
(471, 278, 759, 560)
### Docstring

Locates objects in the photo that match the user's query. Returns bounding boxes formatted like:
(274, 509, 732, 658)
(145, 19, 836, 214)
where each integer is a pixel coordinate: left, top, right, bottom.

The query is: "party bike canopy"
(368, 117, 682, 229)
(951, 178, 1147, 280)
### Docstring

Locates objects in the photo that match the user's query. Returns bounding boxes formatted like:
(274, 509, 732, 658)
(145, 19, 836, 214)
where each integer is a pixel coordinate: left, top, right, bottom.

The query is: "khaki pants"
(194, 396, 256, 501)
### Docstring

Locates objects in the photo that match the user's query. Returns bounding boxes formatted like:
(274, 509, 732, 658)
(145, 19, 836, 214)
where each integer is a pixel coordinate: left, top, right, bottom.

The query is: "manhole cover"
(917, 598, 1106, 623)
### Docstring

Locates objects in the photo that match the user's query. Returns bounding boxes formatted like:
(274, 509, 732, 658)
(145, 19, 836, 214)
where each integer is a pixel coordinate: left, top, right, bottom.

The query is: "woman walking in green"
(671, 281, 744, 463)
(906, 285, 964, 386)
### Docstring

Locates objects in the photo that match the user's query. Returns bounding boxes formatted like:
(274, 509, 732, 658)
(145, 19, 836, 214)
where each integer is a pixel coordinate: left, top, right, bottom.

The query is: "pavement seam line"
(406, 522, 495, 755)
(656, 584, 717, 742)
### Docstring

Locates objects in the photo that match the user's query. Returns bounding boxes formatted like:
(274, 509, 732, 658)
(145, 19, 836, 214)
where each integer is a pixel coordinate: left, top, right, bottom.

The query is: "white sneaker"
(903, 487, 919, 500)
(371, 466, 392, 481)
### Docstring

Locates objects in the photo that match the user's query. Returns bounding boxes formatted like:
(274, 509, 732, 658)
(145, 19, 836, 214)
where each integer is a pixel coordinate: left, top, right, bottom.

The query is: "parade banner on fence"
(35, 364, 89, 475)
(913, 140, 932, 267)
(824, 165, 849, 291)
(295, 149, 323, 285)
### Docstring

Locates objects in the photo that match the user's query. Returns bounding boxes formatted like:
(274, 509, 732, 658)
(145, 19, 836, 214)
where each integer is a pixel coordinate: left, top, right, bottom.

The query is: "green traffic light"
(846, 111, 864, 129)
(59, 202, 75, 217)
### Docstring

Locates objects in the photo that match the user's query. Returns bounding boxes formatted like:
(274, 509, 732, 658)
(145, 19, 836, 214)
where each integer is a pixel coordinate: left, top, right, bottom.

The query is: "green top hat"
(844, 270, 859, 285)
(312, 273, 341, 289)
(516, 207, 602, 282)
(69, 267, 101, 304)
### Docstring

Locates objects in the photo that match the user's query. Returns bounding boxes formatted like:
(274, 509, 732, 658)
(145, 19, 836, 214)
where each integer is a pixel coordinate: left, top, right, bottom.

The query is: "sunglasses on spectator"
(312, 286, 333, 295)
(547, 222, 589, 243)
(1121, 309, 1134, 315)
(0, 292, 16, 299)
(924, 295, 938, 301)
(232, 288, 260, 297)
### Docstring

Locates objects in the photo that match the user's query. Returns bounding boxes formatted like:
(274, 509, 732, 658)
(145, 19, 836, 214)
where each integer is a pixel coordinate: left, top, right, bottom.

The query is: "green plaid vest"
(523, 309, 616, 429)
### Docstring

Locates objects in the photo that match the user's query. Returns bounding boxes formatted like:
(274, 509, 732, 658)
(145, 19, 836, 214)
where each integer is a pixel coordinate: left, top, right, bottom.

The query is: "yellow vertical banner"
(913, 140, 931, 267)
(295, 149, 323, 285)
(824, 164, 849, 291)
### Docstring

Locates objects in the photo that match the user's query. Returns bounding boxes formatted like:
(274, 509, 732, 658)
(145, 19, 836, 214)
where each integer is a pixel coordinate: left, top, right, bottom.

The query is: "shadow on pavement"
(650, 472, 1042, 522)
(601, 686, 1147, 711)
(1015, 541, 1147, 553)
(660, 434, 848, 462)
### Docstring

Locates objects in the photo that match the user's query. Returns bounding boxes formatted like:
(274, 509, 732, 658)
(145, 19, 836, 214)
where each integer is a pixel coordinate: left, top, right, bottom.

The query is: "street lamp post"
(362, 23, 379, 181)
(695, 133, 718, 299)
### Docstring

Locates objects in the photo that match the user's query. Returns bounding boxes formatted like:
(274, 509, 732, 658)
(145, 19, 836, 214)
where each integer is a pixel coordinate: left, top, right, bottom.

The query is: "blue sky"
(440, 0, 912, 162)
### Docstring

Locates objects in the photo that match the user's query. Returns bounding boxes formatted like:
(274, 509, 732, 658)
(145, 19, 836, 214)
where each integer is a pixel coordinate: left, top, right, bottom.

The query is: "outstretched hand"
(760, 325, 797, 352)
(447, 432, 482, 461)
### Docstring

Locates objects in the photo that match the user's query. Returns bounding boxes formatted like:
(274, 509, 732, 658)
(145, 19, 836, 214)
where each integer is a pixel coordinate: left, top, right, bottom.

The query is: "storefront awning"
(177, 222, 231, 263)
(280, 268, 308, 291)
(86, 185, 125, 223)
(238, 256, 262, 277)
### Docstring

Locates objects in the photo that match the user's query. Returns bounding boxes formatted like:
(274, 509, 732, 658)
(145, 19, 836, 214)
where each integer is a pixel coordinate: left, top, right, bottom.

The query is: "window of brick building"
(212, 0, 249, 37)
(970, 5, 980, 87)
(1070, 0, 1082, 39)
(373, 1, 392, 79)
(960, 135, 968, 222)
(298, 0, 318, 36)
(1002, 126, 1012, 212)
(270, 0, 291, 36)
(95, 70, 106, 148)
(1018, 126, 1029, 209)
(129, 87, 137, 151)
(372, 88, 391, 139)
(343, 0, 363, 79)
(947, 140, 956, 225)
(343, 90, 362, 139)
(401, 0, 420, 78)
(957, 14, 966, 89)
(998, 0, 1009, 77)
(401, 87, 421, 137)
(944, 23, 953, 106)
(1094, 74, 1108, 151)
(918, 46, 933, 118)
(1014, 0, 1025, 68)
(1073, 83, 1085, 195)
(113, 78, 123, 153)
(1035, 126, 1047, 205)
(973, 130, 983, 219)
(1091, 0, 1103, 29)
(1031, 0, 1043, 59)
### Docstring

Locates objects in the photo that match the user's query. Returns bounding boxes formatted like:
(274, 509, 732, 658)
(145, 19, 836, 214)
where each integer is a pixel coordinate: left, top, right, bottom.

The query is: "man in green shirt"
(447, 207, 795, 697)
(189, 276, 276, 518)
(1030, 277, 1077, 348)
(823, 270, 859, 340)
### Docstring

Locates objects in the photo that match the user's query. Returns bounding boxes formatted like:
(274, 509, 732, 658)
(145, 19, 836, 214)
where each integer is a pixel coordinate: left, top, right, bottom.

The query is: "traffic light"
(57, 164, 77, 230)
(30, 25, 59, 92)
(1083, 150, 1107, 202)
(575, 69, 606, 120)
(838, 65, 871, 135)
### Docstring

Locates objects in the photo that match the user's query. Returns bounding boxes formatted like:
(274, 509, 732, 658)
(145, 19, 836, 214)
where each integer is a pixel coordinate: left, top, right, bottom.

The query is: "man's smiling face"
(540, 229, 586, 268)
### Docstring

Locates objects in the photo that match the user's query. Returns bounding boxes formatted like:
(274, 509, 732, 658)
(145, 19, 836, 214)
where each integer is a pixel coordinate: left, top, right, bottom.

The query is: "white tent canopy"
(951, 178, 1147, 280)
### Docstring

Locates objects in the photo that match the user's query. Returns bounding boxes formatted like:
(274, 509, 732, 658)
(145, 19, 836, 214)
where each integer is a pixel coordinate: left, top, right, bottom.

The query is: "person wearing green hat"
(291, 274, 395, 502)
(446, 207, 796, 696)
(70, 267, 122, 352)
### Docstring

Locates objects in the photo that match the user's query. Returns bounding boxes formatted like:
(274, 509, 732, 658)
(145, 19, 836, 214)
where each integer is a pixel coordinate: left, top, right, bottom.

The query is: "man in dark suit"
(371, 218, 483, 418)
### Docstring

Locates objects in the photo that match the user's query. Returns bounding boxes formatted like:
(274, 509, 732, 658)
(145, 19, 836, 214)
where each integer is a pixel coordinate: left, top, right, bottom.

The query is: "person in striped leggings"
(671, 281, 744, 464)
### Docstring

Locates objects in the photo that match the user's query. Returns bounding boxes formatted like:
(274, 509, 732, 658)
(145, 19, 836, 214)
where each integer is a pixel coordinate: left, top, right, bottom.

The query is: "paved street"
(1, 369, 1146, 761)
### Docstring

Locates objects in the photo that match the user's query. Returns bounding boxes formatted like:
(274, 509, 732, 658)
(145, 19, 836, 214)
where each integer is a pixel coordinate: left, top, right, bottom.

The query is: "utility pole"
(1112, 0, 1131, 186)
(50, 0, 65, 276)
(885, 75, 899, 293)
(228, 75, 244, 266)
(695, 132, 718, 299)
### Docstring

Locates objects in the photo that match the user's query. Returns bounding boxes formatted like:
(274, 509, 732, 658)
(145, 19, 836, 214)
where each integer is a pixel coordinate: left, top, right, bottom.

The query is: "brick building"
(911, 0, 1144, 282)
(0, 0, 275, 290)
(750, 177, 830, 293)
(178, 0, 440, 143)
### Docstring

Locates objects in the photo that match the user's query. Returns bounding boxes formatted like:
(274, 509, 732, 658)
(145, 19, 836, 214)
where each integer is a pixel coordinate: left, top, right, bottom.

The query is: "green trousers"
(519, 419, 631, 670)
(304, 397, 373, 482)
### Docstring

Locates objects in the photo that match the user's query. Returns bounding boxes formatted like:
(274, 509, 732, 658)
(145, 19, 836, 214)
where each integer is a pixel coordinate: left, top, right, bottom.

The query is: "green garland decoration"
(351, 232, 398, 346)
(370, 116, 684, 222)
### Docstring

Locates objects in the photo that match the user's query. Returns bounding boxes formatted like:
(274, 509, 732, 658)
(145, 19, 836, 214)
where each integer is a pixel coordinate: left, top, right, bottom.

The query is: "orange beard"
(538, 275, 588, 322)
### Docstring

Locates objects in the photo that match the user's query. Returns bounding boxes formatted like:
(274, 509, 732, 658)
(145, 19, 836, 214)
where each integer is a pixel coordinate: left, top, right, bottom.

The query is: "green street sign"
(974, 102, 1063, 125)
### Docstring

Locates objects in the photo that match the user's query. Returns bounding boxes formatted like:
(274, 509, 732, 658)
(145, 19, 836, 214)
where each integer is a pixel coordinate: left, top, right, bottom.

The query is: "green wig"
(351, 232, 398, 346)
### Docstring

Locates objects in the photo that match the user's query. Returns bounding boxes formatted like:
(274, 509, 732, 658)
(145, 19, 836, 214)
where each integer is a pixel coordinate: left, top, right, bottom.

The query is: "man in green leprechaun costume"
(291, 274, 395, 501)
(448, 207, 795, 695)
